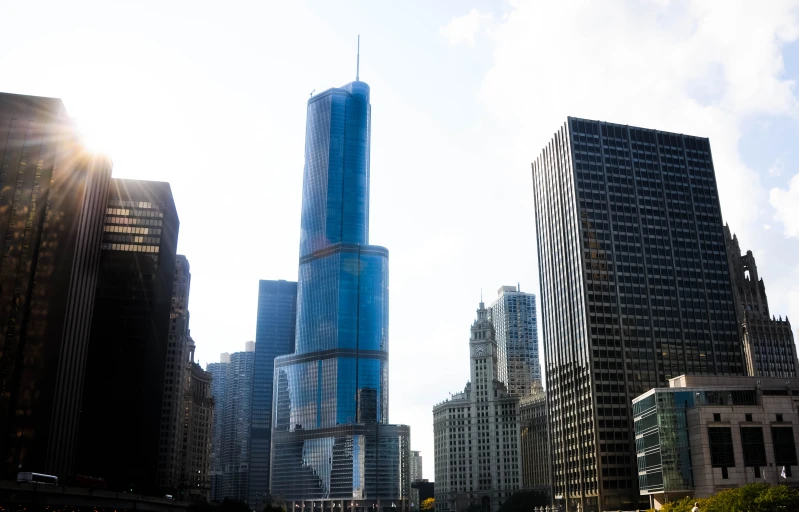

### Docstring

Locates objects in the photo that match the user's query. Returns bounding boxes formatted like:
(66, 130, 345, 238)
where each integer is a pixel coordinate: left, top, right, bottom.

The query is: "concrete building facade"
(519, 387, 550, 493)
(634, 374, 799, 509)
(180, 357, 214, 501)
(724, 225, 798, 378)
(159, 254, 193, 490)
(433, 301, 521, 512)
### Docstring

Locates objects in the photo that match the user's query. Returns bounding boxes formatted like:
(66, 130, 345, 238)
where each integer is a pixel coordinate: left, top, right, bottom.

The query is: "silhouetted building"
(180, 348, 214, 502)
(159, 254, 193, 490)
(77, 179, 179, 494)
(270, 60, 410, 511)
(489, 285, 540, 397)
(724, 225, 798, 377)
(532, 118, 744, 511)
(433, 301, 521, 512)
(0, 92, 112, 480)
(210, 343, 255, 503)
(249, 280, 297, 511)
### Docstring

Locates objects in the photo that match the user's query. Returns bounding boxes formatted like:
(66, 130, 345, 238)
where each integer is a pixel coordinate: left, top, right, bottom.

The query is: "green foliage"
(658, 495, 701, 512)
(651, 484, 799, 512)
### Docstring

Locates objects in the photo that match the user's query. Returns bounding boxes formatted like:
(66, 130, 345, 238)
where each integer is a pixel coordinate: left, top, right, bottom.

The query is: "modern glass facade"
(250, 280, 298, 511)
(209, 346, 255, 502)
(531, 118, 743, 511)
(489, 286, 540, 397)
(271, 77, 409, 511)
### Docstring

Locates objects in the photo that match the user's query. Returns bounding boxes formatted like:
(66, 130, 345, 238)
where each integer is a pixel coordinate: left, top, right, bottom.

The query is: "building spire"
(356, 35, 360, 81)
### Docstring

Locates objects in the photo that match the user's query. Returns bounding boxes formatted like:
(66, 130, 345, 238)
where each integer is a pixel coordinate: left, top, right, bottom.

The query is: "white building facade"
(434, 301, 521, 512)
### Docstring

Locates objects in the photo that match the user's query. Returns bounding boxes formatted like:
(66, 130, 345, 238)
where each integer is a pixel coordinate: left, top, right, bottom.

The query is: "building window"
(713, 413, 721, 422)
(772, 427, 798, 467)
(708, 427, 735, 467)
(721, 467, 729, 479)
(777, 414, 784, 422)
(741, 427, 766, 467)
(745, 414, 753, 422)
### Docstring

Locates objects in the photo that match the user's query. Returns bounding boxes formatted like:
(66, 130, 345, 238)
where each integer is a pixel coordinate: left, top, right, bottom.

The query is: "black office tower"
(77, 178, 178, 493)
(249, 280, 297, 510)
(531, 118, 743, 511)
(0, 93, 112, 480)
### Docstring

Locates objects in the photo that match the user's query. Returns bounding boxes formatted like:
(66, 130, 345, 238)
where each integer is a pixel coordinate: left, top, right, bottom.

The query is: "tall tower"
(433, 301, 521, 512)
(724, 225, 798, 377)
(270, 57, 410, 511)
(489, 285, 540, 397)
(0, 93, 112, 480)
(249, 279, 297, 511)
(77, 178, 179, 494)
(531, 118, 743, 511)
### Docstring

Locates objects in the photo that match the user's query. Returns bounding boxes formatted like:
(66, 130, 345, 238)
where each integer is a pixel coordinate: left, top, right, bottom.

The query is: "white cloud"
(440, 9, 492, 47)
(769, 158, 785, 176)
(770, 173, 799, 237)
(480, 0, 799, 241)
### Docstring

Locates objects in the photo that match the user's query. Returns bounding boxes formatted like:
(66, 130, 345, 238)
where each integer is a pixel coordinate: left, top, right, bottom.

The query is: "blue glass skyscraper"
(270, 62, 410, 512)
(249, 280, 297, 511)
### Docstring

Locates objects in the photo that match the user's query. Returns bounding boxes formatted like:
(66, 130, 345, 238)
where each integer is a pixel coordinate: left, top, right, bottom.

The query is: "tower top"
(356, 35, 360, 81)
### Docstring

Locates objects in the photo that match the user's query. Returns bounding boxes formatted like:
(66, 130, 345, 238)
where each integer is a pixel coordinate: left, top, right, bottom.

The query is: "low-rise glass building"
(634, 375, 799, 509)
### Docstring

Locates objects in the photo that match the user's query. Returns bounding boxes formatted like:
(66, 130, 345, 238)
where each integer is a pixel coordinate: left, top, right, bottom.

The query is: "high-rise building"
(433, 301, 521, 512)
(249, 279, 297, 510)
(270, 64, 411, 511)
(489, 285, 540, 397)
(210, 343, 255, 503)
(0, 92, 112, 480)
(179, 346, 214, 502)
(159, 254, 193, 490)
(208, 354, 229, 495)
(77, 178, 179, 493)
(724, 225, 798, 378)
(410, 450, 423, 509)
(519, 386, 549, 492)
(531, 117, 744, 511)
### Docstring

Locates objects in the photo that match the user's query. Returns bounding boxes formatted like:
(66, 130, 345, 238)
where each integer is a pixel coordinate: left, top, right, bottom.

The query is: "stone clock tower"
(433, 299, 521, 512)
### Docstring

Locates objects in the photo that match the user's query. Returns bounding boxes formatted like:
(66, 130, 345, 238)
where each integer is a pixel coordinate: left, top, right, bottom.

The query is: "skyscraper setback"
(532, 117, 743, 511)
(249, 279, 297, 511)
(270, 65, 410, 510)
(0, 93, 112, 480)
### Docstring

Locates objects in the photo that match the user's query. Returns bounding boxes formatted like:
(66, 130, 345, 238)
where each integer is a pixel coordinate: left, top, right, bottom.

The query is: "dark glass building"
(531, 117, 743, 511)
(270, 74, 410, 511)
(0, 92, 112, 480)
(76, 178, 179, 493)
(249, 280, 297, 510)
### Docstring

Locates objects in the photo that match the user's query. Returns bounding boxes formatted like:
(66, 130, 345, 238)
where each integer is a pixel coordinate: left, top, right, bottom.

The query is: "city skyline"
(2, 1, 799, 483)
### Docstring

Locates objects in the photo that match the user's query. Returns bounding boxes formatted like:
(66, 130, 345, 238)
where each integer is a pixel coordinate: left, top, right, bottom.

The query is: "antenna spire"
(356, 35, 360, 81)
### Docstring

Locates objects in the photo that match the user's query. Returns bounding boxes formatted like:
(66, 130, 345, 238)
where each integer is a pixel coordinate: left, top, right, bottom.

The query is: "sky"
(2, 0, 799, 482)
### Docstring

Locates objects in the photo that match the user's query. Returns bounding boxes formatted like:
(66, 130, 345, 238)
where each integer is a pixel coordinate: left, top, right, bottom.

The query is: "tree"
(652, 484, 799, 512)
(421, 497, 436, 511)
